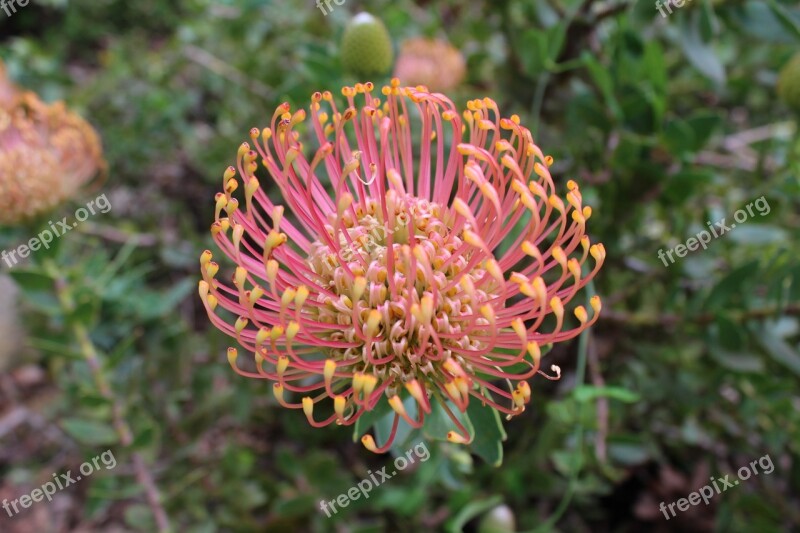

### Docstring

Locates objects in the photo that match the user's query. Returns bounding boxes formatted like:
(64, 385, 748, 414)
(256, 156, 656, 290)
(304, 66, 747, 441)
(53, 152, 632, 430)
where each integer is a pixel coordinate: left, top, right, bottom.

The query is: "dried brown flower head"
(0, 63, 104, 225)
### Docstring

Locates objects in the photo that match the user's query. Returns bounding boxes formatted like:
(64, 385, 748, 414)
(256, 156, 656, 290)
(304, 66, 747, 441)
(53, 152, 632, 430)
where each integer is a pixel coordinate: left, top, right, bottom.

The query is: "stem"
(530, 73, 551, 139)
(587, 343, 608, 463)
(45, 259, 171, 532)
(526, 280, 596, 533)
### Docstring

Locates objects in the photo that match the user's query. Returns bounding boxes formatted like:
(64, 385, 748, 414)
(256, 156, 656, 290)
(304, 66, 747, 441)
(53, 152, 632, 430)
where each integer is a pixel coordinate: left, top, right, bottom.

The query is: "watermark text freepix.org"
(316, 0, 346, 16)
(658, 196, 770, 267)
(655, 0, 692, 18)
(3, 449, 117, 518)
(660, 454, 774, 520)
(319, 441, 430, 517)
(1, 193, 112, 269)
(1, 0, 30, 18)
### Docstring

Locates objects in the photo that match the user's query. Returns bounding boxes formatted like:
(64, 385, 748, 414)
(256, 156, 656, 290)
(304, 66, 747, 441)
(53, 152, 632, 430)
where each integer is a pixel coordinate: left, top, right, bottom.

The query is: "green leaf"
(518, 30, 549, 76)
(466, 399, 507, 467)
(352, 395, 392, 442)
(708, 347, 765, 373)
(573, 385, 640, 403)
(730, 2, 797, 42)
(607, 436, 651, 466)
(131, 424, 156, 450)
(105, 329, 142, 366)
(702, 260, 760, 311)
(77, 392, 114, 409)
(708, 317, 765, 372)
(643, 42, 667, 124)
(446, 495, 504, 533)
(766, 0, 800, 41)
(714, 315, 746, 351)
(663, 169, 714, 203)
(68, 286, 101, 327)
(422, 397, 473, 442)
(375, 395, 416, 450)
(8, 268, 55, 292)
(698, 0, 719, 41)
(663, 119, 696, 156)
(643, 41, 667, 93)
(132, 278, 194, 320)
(61, 418, 119, 446)
(582, 52, 622, 120)
(545, 23, 567, 66)
(551, 448, 585, 475)
(678, 21, 725, 85)
(28, 336, 84, 360)
(8, 268, 60, 314)
(685, 111, 723, 149)
(756, 326, 800, 377)
(124, 504, 156, 531)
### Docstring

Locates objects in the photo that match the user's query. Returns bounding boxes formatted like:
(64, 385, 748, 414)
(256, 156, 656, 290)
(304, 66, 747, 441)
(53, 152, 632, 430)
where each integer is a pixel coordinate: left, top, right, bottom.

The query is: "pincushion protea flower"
(0, 62, 104, 225)
(199, 79, 605, 453)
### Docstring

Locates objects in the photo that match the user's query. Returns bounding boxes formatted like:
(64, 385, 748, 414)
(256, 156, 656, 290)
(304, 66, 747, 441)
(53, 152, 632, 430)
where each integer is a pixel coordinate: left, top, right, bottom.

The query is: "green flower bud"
(778, 53, 800, 113)
(341, 12, 393, 78)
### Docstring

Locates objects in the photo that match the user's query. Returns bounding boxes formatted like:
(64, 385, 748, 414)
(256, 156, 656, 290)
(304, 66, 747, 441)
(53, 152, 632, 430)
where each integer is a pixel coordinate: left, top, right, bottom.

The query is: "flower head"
(394, 38, 466, 92)
(200, 80, 605, 452)
(0, 63, 104, 225)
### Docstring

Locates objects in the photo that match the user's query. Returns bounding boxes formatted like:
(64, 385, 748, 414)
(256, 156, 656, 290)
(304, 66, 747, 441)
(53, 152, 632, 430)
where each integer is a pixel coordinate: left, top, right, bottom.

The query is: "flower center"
(307, 196, 493, 389)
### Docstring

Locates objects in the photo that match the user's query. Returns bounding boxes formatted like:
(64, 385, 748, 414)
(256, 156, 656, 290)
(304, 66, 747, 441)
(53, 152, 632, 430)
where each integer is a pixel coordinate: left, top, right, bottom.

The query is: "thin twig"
(721, 121, 796, 151)
(47, 261, 171, 532)
(0, 406, 28, 440)
(695, 151, 759, 172)
(184, 44, 274, 100)
(696, 121, 794, 171)
(587, 340, 608, 463)
(78, 222, 158, 247)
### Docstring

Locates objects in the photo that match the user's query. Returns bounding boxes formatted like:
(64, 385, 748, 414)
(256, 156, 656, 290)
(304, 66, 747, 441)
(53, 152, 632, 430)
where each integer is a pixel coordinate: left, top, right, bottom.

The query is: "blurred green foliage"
(1, 0, 799, 531)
